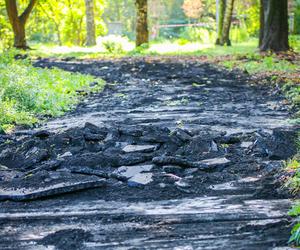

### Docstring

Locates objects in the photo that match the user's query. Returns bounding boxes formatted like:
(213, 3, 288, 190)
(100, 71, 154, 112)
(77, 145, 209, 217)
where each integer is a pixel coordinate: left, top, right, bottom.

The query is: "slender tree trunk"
(220, 0, 235, 46)
(135, 0, 149, 47)
(84, 0, 96, 46)
(55, 24, 63, 46)
(259, 0, 265, 47)
(215, 0, 226, 45)
(260, 0, 289, 52)
(5, 0, 36, 49)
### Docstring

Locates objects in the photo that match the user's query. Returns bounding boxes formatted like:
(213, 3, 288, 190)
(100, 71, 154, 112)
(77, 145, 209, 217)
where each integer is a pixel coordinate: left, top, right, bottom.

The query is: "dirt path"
(0, 58, 298, 249)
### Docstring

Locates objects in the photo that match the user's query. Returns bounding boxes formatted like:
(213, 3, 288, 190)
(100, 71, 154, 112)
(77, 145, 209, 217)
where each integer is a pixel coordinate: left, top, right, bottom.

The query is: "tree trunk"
(135, 0, 149, 47)
(84, 0, 96, 46)
(13, 20, 26, 48)
(259, 0, 265, 47)
(220, 0, 235, 46)
(215, 0, 226, 45)
(260, 0, 289, 52)
(5, 0, 36, 49)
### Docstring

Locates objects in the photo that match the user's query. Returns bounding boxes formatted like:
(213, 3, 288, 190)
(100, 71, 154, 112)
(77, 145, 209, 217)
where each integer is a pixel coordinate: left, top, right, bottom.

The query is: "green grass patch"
(28, 39, 260, 59)
(222, 55, 298, 74)
(0, 50, 105, 133)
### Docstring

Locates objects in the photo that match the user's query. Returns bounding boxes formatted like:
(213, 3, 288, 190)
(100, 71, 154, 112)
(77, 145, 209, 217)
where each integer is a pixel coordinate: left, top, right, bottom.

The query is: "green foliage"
(244, 1, 260, 36)
(0, 50, 105, 132)
(0, 0, 107, 47)
(230, 19, 250, 43)
(289, 221, 300, 246)
(182, 27, 216, 44)
(99, 35, 130, 54)
(289, 202, 300, 246)
(0, 2, 13, 50)
(222, 55, 298, 74)
(283, 83, 300, 106)
(290, 35, 300, 51)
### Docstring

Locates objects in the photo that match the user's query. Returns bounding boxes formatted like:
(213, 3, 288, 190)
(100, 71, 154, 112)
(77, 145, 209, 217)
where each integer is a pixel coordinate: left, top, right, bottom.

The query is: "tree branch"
(20, 0, 37, 23)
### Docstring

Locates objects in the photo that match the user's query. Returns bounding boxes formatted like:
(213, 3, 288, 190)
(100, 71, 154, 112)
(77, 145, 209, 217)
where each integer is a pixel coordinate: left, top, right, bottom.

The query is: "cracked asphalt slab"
(0, 58, 299, 249)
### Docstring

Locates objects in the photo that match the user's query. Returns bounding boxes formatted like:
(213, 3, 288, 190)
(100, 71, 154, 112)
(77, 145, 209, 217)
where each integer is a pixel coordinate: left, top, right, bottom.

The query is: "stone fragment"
(0, 164, 9, 171)
(241, 141, 253, 148)
(83, 122, 107, 141)
(127, 173, 153, 187)
(175, 179, 191, 188)
(58, 151, 73, 159)
(114, 164, 154, 179)
(0, 176, 106, 201)
(163, 165, 183, 174)
(198, 157, 231, 170)
(210, 141, 218, 152)
(122, 144, 157, 153)
(172, 128, 193, 142)
(68, 166, 109, 178)
(153, 156, 193, 168)
(34, 130, 52, 139)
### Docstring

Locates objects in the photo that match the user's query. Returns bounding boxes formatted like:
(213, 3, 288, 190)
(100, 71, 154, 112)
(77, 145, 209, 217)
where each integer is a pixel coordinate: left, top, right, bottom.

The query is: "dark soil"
(0, 57, 299, 249)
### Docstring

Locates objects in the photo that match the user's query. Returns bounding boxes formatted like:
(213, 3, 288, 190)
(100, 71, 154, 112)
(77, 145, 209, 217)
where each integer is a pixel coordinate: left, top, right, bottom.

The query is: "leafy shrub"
(289, 202, 300, 246)
(0, 50, 105, 133)
(177, 38, 189, 46)
(98, 35, 132, 54)
(290, 35, 300, 51)
(230, 22, 250, 43)
(182, 27, 216, 44)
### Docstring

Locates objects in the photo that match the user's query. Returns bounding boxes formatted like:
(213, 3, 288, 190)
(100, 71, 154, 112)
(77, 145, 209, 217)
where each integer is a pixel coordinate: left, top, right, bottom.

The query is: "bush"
(0, 50, 105, 133)
(182, 27, 216, 44)
(230, 23, 250, 43)
(97, 35, 132, 54)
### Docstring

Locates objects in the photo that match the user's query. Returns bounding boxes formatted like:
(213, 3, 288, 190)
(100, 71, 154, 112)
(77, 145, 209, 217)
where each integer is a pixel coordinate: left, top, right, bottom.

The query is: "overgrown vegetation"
(0, 51, 105, 133)
(286, 157, 300, 246)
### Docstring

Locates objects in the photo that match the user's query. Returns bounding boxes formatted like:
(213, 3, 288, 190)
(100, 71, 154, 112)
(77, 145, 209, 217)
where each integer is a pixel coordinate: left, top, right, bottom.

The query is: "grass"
(0, 50, 105, 133)
(27, 39, 260, 59)
(222, 55, 298, 74)
(26, 35, 300, 59)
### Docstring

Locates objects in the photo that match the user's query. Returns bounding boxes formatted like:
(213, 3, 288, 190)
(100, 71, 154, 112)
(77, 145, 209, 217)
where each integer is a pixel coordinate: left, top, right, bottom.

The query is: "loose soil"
(0, 57, 299, 249)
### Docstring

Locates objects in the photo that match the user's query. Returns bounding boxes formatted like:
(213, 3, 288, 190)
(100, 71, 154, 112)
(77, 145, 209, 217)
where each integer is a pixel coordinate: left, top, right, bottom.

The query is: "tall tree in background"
(135, 0, 149, 47)
(220, 0, 235, 46)
(5, 0, 36, 49)
(84, 0, 96, 46)
(260, 0, 289, 52)
(215, 0, 226, 45)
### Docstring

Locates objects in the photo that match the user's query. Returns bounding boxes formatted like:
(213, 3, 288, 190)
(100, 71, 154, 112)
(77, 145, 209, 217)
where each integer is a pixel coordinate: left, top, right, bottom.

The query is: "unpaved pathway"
(0, 58, 298, 249)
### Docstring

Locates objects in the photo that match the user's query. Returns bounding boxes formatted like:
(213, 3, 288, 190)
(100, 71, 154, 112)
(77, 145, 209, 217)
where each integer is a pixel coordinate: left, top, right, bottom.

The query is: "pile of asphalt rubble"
(0, 59, 298, 203)
(0, 121, 297, 201)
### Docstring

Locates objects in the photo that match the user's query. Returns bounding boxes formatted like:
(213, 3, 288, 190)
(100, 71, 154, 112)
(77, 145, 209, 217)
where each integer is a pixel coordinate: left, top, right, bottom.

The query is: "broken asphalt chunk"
(0, 172, 106, 201)
(122, 144, 158, 153)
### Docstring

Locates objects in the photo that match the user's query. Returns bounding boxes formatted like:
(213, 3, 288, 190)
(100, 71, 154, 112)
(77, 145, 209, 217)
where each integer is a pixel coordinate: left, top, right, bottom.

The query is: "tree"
(5, 0, 37, 49)
(85, 0, 96, 46)
(220, 0, 235, 46)
(135, 0, 149, 47)
(259, 0, 289, 52)
(38, 1, 63, 46)
(215, 0, 226, 45)
(182, 0, 203, 19)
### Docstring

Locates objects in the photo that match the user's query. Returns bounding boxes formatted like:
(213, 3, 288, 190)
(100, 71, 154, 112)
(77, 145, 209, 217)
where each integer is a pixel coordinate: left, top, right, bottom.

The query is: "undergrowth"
(0, 50, 105, 133)
(286, 156, 300, 246)
(222, 55, 298, 74)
